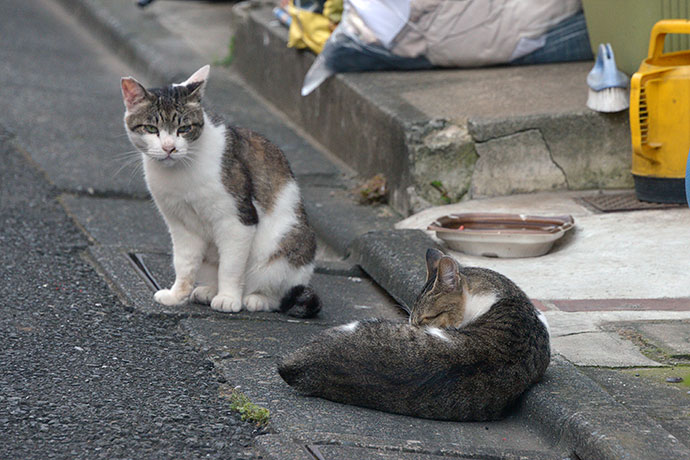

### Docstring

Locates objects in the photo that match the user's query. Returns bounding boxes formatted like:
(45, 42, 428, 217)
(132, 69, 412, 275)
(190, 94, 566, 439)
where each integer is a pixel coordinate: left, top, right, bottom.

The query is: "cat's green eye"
(143, 125, 158, 134)
(177, 125, 192, 134)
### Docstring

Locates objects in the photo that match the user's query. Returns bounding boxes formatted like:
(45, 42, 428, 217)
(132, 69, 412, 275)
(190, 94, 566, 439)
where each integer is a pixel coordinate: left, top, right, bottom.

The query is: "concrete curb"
(522, 356, 690, 460)
(53, 0, 205, 84)
(351, 229, 439, 309)
(301, 187, 399, 256)
(57, 1, 690, 458)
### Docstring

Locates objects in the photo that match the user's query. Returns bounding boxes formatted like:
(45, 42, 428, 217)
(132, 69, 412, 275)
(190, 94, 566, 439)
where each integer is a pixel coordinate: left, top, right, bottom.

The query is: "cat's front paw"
(191, 286, 217, 305)
(244, 293, 278, 312)
(211, 293, 243, 313)
(154, 289, 188, 306)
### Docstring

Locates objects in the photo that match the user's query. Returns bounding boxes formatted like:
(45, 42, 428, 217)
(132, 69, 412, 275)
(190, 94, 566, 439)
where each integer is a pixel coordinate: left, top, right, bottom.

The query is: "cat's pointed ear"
(434, 256, 460, 292)
(179, 65, 210, 100)
(425, 248, 445, 283)
(121, 77, 150, 111)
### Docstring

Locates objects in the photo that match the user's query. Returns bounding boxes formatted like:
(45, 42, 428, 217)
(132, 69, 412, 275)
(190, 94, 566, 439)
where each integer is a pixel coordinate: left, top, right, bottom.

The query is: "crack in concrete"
(537, 129, 570, 189)
(553, 330, 602, 339)
(468, 122, 548, 143)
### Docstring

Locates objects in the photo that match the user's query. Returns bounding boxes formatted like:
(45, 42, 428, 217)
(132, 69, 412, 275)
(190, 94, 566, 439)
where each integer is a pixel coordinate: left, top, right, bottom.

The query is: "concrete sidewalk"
(43, 0, 690, 459)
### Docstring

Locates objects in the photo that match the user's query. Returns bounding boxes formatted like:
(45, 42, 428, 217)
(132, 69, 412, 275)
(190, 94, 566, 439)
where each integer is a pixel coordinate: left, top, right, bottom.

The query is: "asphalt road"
(0, 0, 262, 457)
(0, 131, 260, 459)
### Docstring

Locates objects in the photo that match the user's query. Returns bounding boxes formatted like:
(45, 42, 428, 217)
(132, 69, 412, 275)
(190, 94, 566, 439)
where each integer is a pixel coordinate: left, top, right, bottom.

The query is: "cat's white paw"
(154, 289, 187, 306)
(211, 293, 243, 313)
(191, 286, 217, 305)
(244, 293, 278, 312)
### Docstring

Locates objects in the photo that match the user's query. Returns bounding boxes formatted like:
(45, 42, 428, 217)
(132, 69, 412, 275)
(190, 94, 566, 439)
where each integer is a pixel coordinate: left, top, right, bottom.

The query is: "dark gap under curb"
(128, 252, 161, 291)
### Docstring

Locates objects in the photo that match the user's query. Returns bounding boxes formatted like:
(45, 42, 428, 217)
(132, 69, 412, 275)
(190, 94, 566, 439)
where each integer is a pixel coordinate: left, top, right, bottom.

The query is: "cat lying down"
(278, 248, 551, 421)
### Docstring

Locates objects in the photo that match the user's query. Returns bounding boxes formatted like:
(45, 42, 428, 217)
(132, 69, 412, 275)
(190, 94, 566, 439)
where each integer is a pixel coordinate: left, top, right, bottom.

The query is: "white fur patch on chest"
(424, 326, 451, 342)
(460, 292, 498, 327)
(336, 321, 360, 333)
(143, 120, 236, 230)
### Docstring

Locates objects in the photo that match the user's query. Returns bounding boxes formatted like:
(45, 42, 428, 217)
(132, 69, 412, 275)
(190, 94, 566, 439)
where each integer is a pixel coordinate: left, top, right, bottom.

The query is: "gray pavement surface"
(3, 0, 690, 459)
(0, 132, 258, 459)
(185, 319, 565, 460)
(582, 367, 690, 446)
(0, 0, 149, 197)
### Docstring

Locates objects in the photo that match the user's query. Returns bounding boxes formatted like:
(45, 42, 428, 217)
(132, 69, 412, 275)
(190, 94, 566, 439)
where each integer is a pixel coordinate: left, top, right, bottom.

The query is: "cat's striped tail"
(279, 285, 321, 318)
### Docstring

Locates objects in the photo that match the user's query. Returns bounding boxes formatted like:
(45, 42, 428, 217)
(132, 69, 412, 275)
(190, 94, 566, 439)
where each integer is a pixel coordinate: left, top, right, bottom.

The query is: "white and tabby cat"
(121, 65, 320, 317)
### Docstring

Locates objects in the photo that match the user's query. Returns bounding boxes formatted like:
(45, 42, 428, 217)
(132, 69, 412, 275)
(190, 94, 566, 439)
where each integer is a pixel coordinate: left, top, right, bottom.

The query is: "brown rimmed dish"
(427, 213, 575, 258)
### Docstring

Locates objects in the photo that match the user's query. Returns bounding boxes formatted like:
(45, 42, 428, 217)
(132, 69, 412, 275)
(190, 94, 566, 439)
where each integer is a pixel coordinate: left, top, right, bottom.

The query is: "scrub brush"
(587, 43, 629, 112)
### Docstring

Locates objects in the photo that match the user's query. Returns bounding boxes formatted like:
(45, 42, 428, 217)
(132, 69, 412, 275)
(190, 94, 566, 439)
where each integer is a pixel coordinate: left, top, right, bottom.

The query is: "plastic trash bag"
(302, 3, 433, 95)
(302, 0, 585, 96)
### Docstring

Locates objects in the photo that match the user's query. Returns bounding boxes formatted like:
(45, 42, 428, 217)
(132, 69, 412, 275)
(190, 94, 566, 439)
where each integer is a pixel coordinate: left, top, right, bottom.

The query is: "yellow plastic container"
(630, 20, 690, 203)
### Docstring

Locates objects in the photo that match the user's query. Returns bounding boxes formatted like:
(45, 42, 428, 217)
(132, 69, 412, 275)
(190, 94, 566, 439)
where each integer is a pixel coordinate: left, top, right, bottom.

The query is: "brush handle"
(648, 20, 690, 60)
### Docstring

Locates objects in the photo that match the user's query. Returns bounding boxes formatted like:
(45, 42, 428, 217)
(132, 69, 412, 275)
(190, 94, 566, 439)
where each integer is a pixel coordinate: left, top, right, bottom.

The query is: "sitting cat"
(121, 65, 320, 317)
(278, 248, 550, 420)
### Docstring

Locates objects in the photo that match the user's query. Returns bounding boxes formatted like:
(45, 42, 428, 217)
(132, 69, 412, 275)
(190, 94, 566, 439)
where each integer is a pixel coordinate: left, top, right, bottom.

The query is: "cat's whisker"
(112, 156, 143, 178)
(110, 156, 140, 166)
(109, 153, 141, 165)
(109, 155, 143, 170)
(180, 156, 197, 169)
(110, 150, 142, 161)
(125, 162, 144, 187)
(112, 152, 140, 164)
(112, 148, 142, 155)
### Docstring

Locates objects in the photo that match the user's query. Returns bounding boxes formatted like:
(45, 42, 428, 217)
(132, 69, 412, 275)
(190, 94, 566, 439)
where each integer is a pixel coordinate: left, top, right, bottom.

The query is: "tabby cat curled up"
(279, 249, 551, 421)
(121, 65, 320, 318)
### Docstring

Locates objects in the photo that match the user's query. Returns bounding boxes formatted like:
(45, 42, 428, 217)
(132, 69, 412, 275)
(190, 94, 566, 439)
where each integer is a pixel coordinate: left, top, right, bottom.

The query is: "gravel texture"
(0, 134, 261, 459)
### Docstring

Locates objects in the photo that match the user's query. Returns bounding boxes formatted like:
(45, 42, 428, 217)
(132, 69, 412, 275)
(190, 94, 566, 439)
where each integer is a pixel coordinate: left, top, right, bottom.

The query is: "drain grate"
(578, 191, 684, 213)
(128, 252, 162, 291)
(305, 445, 327, 460)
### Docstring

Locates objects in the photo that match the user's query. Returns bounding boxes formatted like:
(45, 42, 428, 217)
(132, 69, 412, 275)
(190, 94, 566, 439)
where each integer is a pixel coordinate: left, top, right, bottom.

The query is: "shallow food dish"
(428, 213, 575, 258)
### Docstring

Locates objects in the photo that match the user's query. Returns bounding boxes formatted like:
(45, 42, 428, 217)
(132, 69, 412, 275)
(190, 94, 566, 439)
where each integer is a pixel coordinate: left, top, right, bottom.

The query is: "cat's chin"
(146, 155, 181, 167)
(159, 157, 179, 167)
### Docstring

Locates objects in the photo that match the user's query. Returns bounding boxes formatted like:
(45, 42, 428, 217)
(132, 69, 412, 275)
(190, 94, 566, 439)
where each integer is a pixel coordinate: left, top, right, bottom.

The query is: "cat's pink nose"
(162, 145, 176, 155)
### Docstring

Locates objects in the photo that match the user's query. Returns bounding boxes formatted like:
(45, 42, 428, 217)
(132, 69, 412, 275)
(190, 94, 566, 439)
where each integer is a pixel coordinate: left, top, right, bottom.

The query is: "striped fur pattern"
(278, 249, 550, 421)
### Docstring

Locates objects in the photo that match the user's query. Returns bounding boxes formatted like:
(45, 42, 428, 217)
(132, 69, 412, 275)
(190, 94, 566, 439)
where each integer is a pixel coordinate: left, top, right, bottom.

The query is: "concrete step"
(232, 4, 633, 216)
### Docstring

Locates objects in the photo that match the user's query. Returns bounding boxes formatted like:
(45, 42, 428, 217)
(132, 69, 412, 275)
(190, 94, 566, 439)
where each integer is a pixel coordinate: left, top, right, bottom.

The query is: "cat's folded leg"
(211, 221, 255, 313)
(191, 286, 217, 305)
(243, 293, 279, 312)
(155, 222, 206, 306)
(191, 261, 218, 305)
(243, 257, 313, 313)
